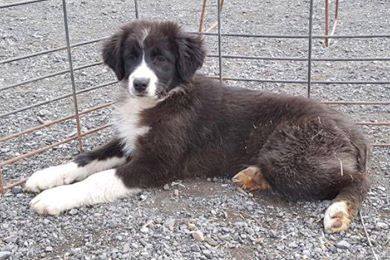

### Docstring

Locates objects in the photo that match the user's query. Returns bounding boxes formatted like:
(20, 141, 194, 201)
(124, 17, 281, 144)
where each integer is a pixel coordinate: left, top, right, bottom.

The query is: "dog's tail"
(352, 130, 370, 174)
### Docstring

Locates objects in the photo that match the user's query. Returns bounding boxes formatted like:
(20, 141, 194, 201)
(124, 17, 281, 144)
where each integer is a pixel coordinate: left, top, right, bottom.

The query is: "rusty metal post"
(325, 0, 329, 47)
(199, 0, 207, 32)
(331, 0, 340, 37)
(327, 0, 340, 46)
(0, 166, 4, 194)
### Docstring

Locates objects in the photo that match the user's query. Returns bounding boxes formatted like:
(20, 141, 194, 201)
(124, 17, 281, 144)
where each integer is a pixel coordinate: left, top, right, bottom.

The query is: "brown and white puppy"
(25, 21, 370, 233)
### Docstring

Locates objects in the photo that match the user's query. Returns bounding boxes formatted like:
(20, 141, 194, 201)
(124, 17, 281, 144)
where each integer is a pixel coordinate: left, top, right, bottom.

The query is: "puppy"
(25, 21, 370, 233)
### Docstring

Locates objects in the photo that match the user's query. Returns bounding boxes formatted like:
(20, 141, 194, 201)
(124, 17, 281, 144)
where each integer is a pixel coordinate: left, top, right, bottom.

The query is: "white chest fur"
(112, 97, 157, 155)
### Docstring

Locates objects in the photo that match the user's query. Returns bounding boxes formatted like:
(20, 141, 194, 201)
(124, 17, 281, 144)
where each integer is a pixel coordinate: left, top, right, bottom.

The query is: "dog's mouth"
(134, 92, 147, 97)
(127, 86, 150, 98)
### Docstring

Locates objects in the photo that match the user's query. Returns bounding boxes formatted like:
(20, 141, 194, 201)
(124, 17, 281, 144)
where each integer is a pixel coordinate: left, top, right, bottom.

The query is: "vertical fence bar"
(134, 0, 139, 19)
(307, 0, 314, 98)
(199, 0, 207, 32)
(217, 0, 222, 82)
(62, 0, 83, 152)
(0, 167, 4, 194)
(335, 0, 339, 22)
(324, 0, 329, 47)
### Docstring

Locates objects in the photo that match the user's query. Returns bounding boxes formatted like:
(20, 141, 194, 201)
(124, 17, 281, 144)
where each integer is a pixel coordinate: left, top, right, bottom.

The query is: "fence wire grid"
(0, 0, 389, 193)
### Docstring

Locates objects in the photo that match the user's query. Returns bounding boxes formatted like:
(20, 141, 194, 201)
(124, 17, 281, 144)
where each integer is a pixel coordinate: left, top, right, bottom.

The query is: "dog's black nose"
(133, 78, 150, 92)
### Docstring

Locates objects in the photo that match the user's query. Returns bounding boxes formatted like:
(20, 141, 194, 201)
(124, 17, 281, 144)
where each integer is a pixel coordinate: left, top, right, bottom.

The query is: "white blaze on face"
(140, 28, 150, 47)
(128, 55, 158, 97)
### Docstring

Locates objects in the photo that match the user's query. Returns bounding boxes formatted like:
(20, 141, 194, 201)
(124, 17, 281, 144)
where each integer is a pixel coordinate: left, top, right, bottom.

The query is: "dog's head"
(102, 21, 205, 99)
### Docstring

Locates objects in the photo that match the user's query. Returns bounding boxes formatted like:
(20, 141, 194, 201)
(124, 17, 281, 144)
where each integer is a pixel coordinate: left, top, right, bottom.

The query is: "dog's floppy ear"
(102, 30, 127, 81)
(176, 32, 206, 82)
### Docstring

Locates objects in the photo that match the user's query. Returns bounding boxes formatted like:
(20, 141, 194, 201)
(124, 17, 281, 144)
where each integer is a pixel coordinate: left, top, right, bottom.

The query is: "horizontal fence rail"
(0, 80, 117, 118)
(0, 0, 389, 194)
(2, 34, 389, 65)
(0, 0, 50, 9)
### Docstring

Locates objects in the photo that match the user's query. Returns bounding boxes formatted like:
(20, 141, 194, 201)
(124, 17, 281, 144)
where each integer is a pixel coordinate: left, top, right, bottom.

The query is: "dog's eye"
(154, 55, 167, 63)
(128, 54, 138, 61)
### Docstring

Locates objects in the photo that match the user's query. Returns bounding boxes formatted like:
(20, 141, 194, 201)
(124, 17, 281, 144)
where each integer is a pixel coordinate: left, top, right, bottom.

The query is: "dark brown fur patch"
(100, 21, 370, 210)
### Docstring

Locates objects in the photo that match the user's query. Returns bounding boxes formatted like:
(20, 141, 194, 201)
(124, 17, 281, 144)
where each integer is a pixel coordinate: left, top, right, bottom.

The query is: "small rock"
(163, 184, 170, 190)
(205, 237, 218, 246)
(202, 249, 212, 258)
(164, 218, 176, 231)
(376, 222, 388, 230)
(139, 193, 147, 201)
(140, 219, 153, 233)
(4, 235, 17, 243)
(335, 240, 351, 249)
(69, 209, 78, 215)
(188, 223, 197, 231)
(45, 246, 53, 252)
(171, 181, 185, 188)
(0, 251, 11, 260)
(377, 186, 386, 191)
(219, 233, 231, 241)
(234, 221, 248, 228)
(288, 241, 298, 248)
(174, 189, 179, 196)
(11, 186, 22, 195)
(122, 243, 130, 252)
(190, 244, 201, 252)
(140, 226, 149, 233)
(36, 116, 49, 124)
(192, 230, 205, 241)
(37, 109, 51, 117)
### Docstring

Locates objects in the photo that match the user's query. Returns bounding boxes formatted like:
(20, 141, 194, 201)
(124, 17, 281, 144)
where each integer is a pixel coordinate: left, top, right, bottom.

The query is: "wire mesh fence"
(0, 0, 389, 193)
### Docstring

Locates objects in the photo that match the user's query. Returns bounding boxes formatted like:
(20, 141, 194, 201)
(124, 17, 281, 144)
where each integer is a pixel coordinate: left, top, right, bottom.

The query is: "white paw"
(324, 201, 351, 233)
(25, 162, 80, 192)
(29, 169, 140, 216)
(30, 185, 78, 216)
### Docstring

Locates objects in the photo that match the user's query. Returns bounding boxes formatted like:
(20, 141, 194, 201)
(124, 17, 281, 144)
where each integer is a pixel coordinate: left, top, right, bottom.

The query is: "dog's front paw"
(30, 185, 77, 216)
(324, 201, 352, 233)
(25, 163, 79, 192)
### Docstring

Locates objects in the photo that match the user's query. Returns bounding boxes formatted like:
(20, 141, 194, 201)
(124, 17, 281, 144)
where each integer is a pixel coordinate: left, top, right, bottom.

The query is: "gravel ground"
(0, 0, 389, 259)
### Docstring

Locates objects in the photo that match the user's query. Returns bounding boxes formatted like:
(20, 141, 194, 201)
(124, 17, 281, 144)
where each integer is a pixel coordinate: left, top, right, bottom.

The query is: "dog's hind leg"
(324, 173, 369, 233)
(248, 117, 370, 233)
(25, 139, 127, 192)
